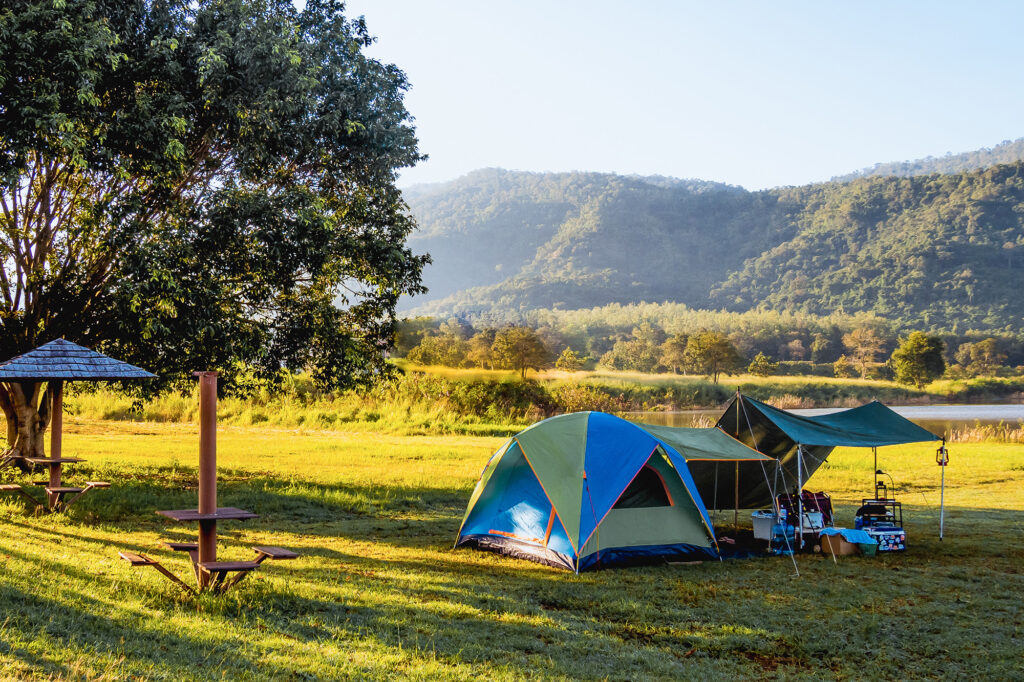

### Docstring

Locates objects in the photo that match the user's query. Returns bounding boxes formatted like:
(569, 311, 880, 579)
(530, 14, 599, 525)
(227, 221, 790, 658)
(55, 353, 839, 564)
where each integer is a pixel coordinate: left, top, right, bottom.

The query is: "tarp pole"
(873, 446, 878, 497)
(939, 438, 947, 541)
(797, 444, 803, 549)
(734, 461, 739, 532)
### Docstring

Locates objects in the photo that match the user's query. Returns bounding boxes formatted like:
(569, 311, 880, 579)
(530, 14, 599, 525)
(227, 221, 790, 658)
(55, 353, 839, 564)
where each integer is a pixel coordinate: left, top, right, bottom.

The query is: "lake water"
(626, 404, 1024, 438)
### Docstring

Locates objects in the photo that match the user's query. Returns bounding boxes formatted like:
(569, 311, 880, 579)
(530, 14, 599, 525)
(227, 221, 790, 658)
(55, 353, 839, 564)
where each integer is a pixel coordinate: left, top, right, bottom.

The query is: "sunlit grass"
(0, 417, 1021, 679)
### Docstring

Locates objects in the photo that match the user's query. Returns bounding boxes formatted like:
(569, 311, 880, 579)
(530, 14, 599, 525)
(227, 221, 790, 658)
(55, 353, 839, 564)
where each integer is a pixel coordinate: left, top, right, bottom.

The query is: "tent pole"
(771, 459, 799, 577)
(733, 461, 739, 532)
(713, 463, 719, 521)
(797, 444, 803, 550)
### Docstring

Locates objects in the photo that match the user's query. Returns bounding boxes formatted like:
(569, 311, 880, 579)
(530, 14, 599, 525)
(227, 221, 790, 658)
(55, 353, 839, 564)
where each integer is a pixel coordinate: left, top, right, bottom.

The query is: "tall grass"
(948, 420, 1024, 443)
(64, 366, 1020, 439)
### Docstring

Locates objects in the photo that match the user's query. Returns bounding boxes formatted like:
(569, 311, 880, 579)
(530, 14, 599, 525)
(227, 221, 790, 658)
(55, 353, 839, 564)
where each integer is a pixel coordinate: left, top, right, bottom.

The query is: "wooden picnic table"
(121, 372, 298, 594)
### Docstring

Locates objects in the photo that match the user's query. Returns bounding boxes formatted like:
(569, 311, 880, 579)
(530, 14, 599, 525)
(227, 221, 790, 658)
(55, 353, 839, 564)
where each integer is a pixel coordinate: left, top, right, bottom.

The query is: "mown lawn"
(0, 419, 1021, 680)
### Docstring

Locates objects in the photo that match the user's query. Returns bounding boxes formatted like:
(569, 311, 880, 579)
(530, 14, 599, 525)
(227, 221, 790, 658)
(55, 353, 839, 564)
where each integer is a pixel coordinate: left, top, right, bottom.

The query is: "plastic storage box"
(751, 510, 776, 540)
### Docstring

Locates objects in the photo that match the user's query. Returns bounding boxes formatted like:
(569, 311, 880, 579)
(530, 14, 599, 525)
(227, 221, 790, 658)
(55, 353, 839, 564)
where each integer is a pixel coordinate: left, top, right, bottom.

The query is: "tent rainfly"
(713, 393, 942, 512)
(455, 411, 772, 571)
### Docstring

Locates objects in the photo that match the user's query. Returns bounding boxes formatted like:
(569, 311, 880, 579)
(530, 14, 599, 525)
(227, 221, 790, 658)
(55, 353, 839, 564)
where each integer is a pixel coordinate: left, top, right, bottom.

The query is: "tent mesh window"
(613, 465, 672, 509)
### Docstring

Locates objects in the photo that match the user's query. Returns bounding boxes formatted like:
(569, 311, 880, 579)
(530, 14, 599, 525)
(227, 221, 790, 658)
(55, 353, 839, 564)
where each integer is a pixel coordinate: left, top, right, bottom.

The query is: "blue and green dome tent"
(455, 412, 772, 572)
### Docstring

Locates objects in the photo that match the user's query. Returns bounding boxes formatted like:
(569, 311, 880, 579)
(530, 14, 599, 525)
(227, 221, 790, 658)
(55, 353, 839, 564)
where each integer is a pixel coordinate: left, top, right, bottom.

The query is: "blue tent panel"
(460, 442, 573, 557)
(578, 412, 661, 549)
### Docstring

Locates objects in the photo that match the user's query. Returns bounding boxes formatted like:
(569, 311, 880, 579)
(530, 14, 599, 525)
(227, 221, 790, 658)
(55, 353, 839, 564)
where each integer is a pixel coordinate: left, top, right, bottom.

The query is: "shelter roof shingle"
(0, 339, 156, 381)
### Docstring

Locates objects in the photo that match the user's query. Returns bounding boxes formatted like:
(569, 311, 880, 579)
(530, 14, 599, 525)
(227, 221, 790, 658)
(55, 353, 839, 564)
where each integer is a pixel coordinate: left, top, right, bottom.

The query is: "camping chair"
(776, 491, 833, 529)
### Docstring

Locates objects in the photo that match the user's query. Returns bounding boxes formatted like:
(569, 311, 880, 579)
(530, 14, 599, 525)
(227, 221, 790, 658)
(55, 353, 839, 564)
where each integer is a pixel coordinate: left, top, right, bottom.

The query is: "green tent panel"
(514, 412, 589, 551)
(635, 423, 773, 461)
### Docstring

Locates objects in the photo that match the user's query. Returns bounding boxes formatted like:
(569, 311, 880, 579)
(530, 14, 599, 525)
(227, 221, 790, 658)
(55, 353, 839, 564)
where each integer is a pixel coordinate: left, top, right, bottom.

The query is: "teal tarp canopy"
(713, 394, 940, 509)
(731, 397, 941, 448)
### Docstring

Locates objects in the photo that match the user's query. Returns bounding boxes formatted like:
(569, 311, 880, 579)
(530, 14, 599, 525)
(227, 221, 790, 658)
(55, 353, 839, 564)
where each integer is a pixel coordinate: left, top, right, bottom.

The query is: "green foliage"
(491, 327, 550, 380)
(891, 332, 946, 387)
(833, 354, 856, 378)
(554, 348, 584, 372)
(747, 352, 778, 377)
(548, 383, 623, 413)
(465, 329, 497, 369)
(659, 333, 689, 373)
(682, 330, 745, 383)
(406, 333, 468, 367)
(598, 322, 664, 372)
(0, 0, 426, 392)
(955, 338, 1007, 377)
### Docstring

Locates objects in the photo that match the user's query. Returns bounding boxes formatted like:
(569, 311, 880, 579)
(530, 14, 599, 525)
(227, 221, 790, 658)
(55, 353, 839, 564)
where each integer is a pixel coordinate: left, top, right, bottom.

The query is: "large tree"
(0, 0, 427, 460)
(842, 327, 886, 379)
(890, 332, 945, 388)
(681, 330, 744, 383)
(491, 327, 549, 380)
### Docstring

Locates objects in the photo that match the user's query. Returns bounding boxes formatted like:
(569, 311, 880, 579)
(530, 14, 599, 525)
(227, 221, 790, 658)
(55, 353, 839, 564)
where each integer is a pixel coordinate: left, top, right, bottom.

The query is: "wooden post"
(48, 381, 63, 508)
(196, 371, 218, 586)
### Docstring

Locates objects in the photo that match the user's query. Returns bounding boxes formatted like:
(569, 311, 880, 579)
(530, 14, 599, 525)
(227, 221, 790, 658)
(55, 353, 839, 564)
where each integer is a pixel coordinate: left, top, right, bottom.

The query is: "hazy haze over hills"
(832, 138, 1024, 182)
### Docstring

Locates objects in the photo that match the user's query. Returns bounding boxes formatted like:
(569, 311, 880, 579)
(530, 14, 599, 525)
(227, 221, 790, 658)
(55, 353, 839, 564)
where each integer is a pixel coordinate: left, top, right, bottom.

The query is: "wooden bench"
(198, 560, 263, 592)
(164, 542, 201, 581)
(118, 551, 196, 594)
(47, 481, 111, 510)
(0, 483, 43, 507)
(252, 546, 299, 562)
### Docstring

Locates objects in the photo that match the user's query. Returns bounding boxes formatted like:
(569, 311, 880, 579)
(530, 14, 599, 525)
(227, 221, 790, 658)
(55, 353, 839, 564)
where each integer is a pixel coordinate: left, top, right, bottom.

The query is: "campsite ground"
(0, 419, 1021, 680)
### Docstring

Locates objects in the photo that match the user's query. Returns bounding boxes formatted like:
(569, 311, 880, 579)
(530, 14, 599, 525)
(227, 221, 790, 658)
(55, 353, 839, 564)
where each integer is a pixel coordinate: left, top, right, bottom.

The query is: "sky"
(343, 1, 1024, 190)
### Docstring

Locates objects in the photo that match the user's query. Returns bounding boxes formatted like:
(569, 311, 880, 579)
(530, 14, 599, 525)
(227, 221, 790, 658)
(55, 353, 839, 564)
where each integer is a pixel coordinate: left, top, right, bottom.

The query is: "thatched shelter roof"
(0, 339, 156, 381)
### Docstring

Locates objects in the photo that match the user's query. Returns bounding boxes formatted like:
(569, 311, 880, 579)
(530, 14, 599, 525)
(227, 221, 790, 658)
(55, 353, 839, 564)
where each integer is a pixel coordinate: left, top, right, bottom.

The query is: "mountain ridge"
(402, 150, 1024, 332)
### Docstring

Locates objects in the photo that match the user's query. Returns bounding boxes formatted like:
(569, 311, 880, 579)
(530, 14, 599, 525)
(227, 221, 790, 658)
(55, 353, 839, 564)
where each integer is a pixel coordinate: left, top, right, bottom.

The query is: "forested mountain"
(832, 138, 1024, 182)
(404, 162, 1024, 332)
(404, 169, 745, 304)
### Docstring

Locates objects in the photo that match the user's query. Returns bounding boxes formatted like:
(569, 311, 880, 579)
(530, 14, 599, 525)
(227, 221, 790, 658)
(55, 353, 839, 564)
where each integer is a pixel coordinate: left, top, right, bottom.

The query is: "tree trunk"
(0, 382, 52, 471)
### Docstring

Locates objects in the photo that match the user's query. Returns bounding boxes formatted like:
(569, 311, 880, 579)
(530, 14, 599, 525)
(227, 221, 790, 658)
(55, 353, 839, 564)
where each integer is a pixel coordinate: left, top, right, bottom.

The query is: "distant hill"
(832, 138, 1024, 182)
(403, 160, 1024, 332)
(404, 169, 746, 306)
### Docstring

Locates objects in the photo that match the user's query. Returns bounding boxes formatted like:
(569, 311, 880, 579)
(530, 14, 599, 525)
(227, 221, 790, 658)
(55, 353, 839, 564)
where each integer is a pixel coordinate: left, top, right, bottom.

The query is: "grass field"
(0, 418, 1021, 680)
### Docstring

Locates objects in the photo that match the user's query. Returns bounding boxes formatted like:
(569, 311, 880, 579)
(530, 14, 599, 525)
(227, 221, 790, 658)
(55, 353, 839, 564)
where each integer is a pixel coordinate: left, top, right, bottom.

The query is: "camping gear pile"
(456, 393, 943, 572)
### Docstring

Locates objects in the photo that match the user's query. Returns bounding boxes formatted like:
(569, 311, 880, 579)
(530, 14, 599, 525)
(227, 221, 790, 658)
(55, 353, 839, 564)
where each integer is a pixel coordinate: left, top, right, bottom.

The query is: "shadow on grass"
(0, 563, 329, 679)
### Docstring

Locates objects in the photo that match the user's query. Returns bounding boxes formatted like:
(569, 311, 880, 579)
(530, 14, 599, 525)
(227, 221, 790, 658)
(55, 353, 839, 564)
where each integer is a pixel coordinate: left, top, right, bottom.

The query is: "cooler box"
(865, 527, 906, 552)
(751, 510, 775, 541)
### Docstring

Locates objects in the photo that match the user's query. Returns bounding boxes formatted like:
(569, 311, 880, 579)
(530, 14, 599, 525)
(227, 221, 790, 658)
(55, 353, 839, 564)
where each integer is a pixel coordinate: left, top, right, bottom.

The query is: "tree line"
(398, 317, 1020, 387)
